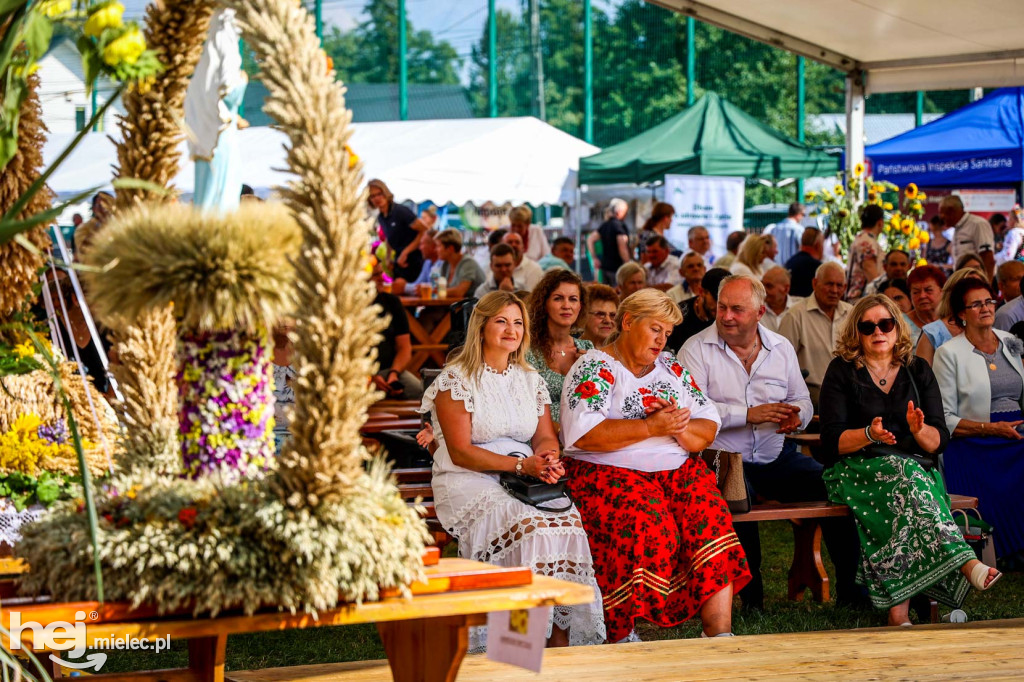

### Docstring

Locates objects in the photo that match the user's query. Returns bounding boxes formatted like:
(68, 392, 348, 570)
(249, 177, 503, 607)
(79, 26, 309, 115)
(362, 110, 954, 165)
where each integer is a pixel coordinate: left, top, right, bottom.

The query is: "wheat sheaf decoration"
(17, 0, 427, 615)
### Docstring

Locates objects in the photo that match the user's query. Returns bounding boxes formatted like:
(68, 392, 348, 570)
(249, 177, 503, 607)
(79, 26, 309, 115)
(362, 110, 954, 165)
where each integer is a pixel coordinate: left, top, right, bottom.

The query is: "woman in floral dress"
(560, 289, 750, 642)
(526, 269, 592, 430)
(420, 291, 605, 648)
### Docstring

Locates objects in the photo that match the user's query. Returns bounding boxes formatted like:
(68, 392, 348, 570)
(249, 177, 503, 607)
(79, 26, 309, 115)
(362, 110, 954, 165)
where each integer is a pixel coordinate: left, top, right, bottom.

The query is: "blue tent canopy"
(866, 88, 1024, 187)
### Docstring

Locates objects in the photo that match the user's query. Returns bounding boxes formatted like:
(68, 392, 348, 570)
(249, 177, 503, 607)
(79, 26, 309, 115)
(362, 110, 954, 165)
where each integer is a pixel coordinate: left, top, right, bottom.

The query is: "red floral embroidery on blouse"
(576, 381, 599, 400)
(598, 368, 615, 384)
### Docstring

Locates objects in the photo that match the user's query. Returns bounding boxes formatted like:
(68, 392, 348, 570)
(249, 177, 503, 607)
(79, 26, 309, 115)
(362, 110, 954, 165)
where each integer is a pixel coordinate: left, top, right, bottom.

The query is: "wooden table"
(1, 556, 595, 682)
(232, 618, 1024, 681)
(399, 297, 462, 373)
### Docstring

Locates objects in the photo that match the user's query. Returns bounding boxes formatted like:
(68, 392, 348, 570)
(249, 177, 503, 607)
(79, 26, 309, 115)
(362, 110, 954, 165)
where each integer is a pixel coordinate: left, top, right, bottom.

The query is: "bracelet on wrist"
(864, 425, 879, 445)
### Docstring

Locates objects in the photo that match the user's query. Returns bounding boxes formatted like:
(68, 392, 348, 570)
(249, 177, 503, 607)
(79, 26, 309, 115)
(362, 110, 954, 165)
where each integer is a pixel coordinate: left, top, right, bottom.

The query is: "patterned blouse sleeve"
(560, 353, 617, 448)
(659, 354, 722, 433)
(530, 369, 552, 417)
(418, 366, 474, 416)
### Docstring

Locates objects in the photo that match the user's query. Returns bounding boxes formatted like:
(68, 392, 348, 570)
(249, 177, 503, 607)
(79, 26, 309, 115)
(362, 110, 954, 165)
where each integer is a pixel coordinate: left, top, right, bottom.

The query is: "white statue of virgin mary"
(184, 8, 248, 211)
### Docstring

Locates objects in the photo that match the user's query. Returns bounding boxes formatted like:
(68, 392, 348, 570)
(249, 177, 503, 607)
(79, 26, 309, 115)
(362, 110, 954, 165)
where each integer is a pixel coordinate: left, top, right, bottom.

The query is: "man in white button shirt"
(643, 235, 682, 291)
(501, 231, 544, 291)
(940, 194, 995, 278)
(679, 274, 861, 611)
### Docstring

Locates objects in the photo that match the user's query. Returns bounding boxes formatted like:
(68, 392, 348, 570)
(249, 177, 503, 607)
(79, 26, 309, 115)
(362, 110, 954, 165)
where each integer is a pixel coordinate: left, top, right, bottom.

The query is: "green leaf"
(21, 11, 53, 61)
(111, 177, 174, 196)
(36, 477, 62, 505)
(0, 0, 27, 15)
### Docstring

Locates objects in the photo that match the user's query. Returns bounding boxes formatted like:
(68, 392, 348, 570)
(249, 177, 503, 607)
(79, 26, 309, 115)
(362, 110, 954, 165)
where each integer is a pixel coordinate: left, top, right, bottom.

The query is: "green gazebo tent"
(578, 92, 836, 185)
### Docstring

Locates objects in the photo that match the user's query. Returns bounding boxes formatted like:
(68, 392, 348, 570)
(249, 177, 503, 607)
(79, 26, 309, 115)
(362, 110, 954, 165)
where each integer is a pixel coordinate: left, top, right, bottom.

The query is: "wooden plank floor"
(229, 618, 1024, 681)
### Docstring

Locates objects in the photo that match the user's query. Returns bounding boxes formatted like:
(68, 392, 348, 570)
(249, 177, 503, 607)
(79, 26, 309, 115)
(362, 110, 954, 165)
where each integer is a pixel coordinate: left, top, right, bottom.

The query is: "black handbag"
(498, 452, 573, 513)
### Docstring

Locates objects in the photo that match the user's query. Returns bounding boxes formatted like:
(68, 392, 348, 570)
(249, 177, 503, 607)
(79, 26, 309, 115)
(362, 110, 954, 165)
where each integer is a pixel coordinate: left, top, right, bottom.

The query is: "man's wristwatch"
(515, 457, 524, 477)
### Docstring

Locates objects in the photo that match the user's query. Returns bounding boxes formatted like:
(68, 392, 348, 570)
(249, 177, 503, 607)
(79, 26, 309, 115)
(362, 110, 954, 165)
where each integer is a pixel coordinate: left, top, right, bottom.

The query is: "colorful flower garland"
(178, 326, 275, 480)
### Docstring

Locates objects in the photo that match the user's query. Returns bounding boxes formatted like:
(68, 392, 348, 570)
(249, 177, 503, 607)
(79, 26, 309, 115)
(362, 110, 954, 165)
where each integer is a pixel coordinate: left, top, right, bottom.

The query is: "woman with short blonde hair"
(420, 290, 605, 648)
(730, 234, 770, 278)
(819, 294, 999, 627)
(508, 204, 551, 261)
(560, 288, 749, 642)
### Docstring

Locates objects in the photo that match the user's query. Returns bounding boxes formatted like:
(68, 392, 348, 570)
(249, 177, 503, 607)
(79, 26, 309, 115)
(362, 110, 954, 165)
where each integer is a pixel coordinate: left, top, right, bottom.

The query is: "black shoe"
(835, 585, 872, 611)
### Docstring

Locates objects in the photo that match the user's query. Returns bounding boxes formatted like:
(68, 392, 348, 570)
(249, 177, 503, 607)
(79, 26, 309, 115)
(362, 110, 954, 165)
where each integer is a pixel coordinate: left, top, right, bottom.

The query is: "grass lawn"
(92, 521, 1024, 674)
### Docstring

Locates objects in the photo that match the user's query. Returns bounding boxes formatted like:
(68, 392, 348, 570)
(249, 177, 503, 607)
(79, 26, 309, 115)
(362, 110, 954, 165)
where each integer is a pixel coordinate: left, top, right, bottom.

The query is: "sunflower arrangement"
(806, 166, 929, 263)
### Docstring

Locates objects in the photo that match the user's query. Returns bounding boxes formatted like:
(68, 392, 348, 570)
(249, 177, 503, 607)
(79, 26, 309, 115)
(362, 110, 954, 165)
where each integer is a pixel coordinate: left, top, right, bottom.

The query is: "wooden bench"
(733, 496, 978, 606)
(229, 617, 1024, 681)
(1, 553, 595, 682)
(394, 469, 979, 611)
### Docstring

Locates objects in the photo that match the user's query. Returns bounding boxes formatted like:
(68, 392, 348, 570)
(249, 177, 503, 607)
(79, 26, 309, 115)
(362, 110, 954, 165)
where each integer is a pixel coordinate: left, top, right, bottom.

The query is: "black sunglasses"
(857, 318, 897, 335)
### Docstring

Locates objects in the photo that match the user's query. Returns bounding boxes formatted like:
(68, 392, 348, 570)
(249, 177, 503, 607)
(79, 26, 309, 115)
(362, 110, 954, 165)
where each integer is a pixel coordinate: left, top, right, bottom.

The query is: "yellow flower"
(854, 163, 865, 177)
(804, 191, 818, 201)
(834, 184, 843, 194)
(867, 191, 877, 201)
(917, 258, 928, 267)
(85, 1, 125, 38)
(821, 208, 829, 216)
(883, 202, 893, 211)
(901, 219, 914, 234)
(37, 0, 71, 18)
(835, 188, 845, 197)
(12, 414, 42, 436)
(847, 178, 857, 190)
(908, 237, 921, 250)
(12, 341, 34, 358)
(102, 26, 146, 66)
(904, 183, 919, 199)
(919, 231, 931, 244)
(917, 192, 927, 201)
(345, 145, 359, 170)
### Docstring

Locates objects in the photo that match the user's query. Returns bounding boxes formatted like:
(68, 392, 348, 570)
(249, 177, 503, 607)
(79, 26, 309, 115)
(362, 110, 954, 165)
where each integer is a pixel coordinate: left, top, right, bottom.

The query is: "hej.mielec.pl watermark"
(8, 609, 171, 672)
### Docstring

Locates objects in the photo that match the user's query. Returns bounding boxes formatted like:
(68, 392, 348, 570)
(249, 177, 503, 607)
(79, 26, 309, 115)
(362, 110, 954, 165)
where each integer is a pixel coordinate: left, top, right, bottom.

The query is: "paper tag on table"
(486, 606, 551, 672)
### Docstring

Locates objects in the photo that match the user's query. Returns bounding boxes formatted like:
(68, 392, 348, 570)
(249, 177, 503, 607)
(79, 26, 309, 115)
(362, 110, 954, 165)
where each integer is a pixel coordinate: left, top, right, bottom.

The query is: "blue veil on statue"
(184, 8, 248, 212)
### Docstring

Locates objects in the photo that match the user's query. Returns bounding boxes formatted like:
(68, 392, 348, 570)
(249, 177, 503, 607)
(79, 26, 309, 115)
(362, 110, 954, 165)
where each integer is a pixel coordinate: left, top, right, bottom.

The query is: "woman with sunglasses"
(819, 294, 1000, 627)
(934, 277, 1024, 565)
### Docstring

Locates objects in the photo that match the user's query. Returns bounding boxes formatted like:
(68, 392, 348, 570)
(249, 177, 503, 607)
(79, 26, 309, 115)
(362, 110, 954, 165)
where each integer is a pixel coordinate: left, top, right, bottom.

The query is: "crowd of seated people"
(353, 192, 1021, 647)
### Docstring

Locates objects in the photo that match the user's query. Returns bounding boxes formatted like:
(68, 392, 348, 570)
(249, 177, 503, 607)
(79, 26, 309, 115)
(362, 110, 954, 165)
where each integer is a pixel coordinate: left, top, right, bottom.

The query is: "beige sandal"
(969, 562, 1003, 591)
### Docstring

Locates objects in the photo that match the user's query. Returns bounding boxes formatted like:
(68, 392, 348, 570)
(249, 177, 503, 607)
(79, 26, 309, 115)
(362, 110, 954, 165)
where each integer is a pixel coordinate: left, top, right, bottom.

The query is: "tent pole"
(845, 70, 866, 200)
(915, 90, 924, 127)
(399, 0, 408, 121)
(488, 0, 497, 118)
(796, 56, 805, 202)
(584, 0, 593, 143)
(686, 18, 696, 106)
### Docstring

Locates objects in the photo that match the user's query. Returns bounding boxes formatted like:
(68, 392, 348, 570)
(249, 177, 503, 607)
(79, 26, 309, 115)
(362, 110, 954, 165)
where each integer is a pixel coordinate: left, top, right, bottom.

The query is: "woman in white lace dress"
(420, 291, 606, 647)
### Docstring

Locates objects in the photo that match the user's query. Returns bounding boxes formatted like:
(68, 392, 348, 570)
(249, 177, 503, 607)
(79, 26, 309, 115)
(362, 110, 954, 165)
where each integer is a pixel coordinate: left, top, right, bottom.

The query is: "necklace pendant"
(990, 363, 998, 371)
(560, 349, 566, 357)
(879, 378, 886, 386)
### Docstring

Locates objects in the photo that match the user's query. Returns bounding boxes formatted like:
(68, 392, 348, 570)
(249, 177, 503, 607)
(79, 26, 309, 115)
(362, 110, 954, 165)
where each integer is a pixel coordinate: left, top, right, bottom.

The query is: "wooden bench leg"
(788, 518, 830, 603)
(378, 615, 471, 682)
(188, 633, 228, 682)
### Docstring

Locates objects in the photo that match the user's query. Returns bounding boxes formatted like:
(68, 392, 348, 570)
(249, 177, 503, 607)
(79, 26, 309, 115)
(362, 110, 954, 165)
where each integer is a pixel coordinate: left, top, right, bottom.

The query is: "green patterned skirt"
(822, 454, 975, 609)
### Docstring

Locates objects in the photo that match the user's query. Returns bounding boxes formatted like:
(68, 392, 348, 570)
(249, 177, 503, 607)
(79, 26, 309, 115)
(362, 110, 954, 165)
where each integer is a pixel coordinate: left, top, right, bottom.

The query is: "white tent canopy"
(43, 116, 598, 206)
(649, 0, 1024, 180)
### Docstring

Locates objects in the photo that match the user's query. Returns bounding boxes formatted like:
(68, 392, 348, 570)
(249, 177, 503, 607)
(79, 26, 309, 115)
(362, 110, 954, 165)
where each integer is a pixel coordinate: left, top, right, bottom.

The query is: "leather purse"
(498, 452, 573, 513)
(699, 449, 751, 514)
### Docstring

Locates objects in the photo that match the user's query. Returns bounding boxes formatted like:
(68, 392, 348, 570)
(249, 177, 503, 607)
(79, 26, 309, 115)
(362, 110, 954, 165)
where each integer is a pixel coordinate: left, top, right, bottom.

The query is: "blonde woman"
(561, 289, 749, 642)
(730, 234, 771, 278)
(819, 294, 1000, 627)
(419, 291, 605, 647)
(509, 204, 551, 262)
(367, 178, 431, 281)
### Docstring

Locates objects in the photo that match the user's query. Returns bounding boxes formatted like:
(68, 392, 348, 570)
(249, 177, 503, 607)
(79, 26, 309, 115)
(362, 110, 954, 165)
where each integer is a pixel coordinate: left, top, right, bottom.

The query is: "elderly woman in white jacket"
(934, 276, 1024, 563)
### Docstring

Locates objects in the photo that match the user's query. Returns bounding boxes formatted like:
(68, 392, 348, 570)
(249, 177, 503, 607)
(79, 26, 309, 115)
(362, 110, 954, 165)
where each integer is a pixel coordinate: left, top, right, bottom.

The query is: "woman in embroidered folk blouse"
(560, 289, 750, 643)
(419, 291, 605, 648)
(526, 269, 593, 430)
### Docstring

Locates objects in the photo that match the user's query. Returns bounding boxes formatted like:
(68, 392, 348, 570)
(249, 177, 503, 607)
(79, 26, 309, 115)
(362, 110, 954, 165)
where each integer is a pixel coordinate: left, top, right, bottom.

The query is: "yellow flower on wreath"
(883, 202, 893, 211)
(85, 1, 125, 38)
(854, 163, 865, 177)
(103, 26, 146, 67)
(908, 237, 921, 250)
(834, 184, 843, 194)
(905, 183, 919, 200)
(37, 0, 72, 18)
(919, 230, 931, 244)
(835, 188, 845, 197)
(900, 218, 915, 234)
(917, 258, 928, 267)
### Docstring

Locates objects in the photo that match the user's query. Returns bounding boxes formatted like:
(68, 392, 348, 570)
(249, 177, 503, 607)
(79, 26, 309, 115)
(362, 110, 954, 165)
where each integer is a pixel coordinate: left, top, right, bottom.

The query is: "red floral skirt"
(565, 456, 750, 642)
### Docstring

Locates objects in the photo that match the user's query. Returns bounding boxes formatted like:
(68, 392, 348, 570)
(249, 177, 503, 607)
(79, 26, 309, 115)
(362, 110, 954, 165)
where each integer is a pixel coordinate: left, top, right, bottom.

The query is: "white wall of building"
(35, 40, 126, 135)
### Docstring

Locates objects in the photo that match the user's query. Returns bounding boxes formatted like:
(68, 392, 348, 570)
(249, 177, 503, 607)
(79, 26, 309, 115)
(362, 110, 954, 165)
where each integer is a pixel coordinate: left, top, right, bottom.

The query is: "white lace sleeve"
(419, 366, 475, 415)
(531, 370, 552, 416)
